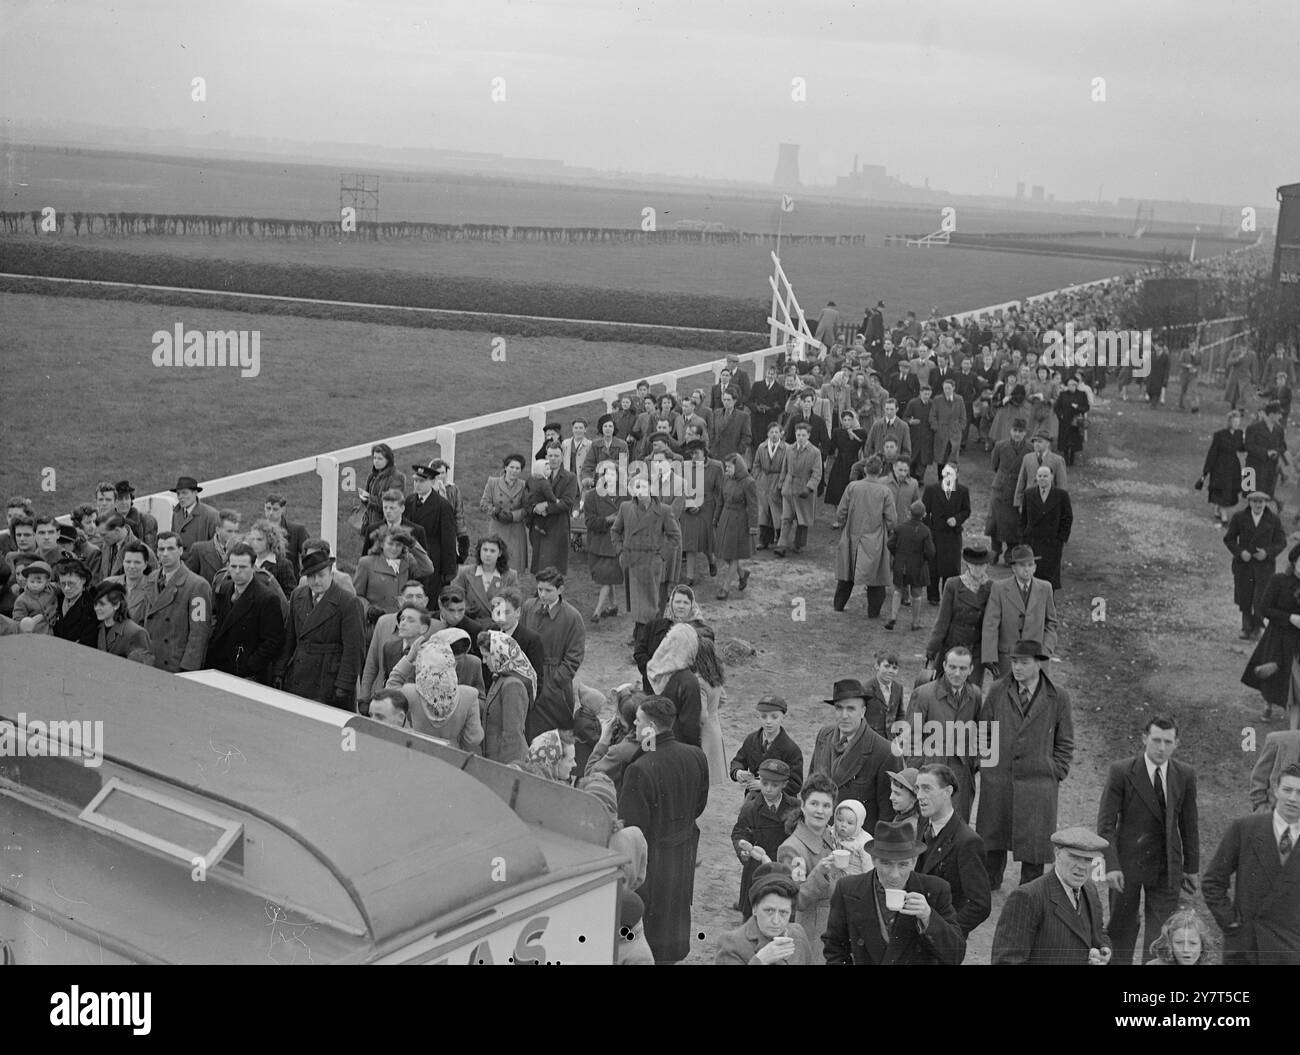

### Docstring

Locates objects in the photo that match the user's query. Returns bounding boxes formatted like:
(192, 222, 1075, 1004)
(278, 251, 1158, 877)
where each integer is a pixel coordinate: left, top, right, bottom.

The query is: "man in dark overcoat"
(988, 419, 1031, 561)
(529, 446, 581, 576)
(921, 463, 971, 604)
(1223, 491, 1286, 638)
(915, 764, 991, 943)
(905, 648, 983, 821)
(1019, 465, 1073, 590)
(619, 696, 710, 964)
(275, 550, 365, 710)
(810, 679, 902, 826)
(404, 461, 460, 597)
(1096, 716, 1200, 965)
(1244, 401, 1287, 501)
(205, 542, 286, 684)
(976, 641, 1074, 888)
(991, 827, 1112, 965)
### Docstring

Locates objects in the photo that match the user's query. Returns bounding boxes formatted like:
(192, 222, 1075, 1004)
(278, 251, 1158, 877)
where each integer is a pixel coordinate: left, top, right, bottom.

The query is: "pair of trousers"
(985, 850, 1044, 888)
(777, 521, 807, 552)
(834, 580, 885, 616)
(1108, 878, 1179, 965)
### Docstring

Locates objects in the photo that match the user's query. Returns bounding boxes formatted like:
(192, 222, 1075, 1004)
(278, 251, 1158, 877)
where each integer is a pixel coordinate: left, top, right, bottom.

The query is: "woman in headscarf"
(399, 637, 484, 751)
(585, 684, 644, 790)
(692, 634, 729, 784)
(824, 409, 868, 509)
(821, 369, 853, 422)
(635, 585, 713, 695)
(430, 626, 485, 698)
(516, 729, 577, 784)
(583, 460, 624, 623)
(359, 443, 404, 545)
(647, 621, 704, 749)
(1199, 409, 1246, 527)
(477, 629, 535, 764)
(479, 453, 530, 574)
(713, 453, 758, 600)
(988, 383, 1029, 446)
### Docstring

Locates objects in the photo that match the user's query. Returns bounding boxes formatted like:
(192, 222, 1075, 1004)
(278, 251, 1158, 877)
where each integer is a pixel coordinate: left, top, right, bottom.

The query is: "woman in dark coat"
(359, 443, 405, 544)
(925, 545, 993, 685)
(635, 585, 713, 694)
(989, 384, 1030, 446)
(646, 621, 705, 749)
(1146, 346, 1171, 405)
(52, 559, 99, 647)
(1053, 377, 1090, 465)
(1200, 409, 1246, 526)
(583, 463, 624, 622)
(713, 453, 758, 599)
(92, 581, 153, 664)
(1242, 543, 1300, 723)
(679, 443, 722, 585)
(824, 409, 869, 507)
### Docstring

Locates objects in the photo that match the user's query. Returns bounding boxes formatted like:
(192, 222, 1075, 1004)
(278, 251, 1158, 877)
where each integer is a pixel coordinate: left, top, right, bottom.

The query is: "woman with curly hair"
(1145, 908, 1216, 965)
(584, 684, 644, 790)
(245, 518, 297, 597)
(452, 534, 518, 621)
(359, 443, 405, 544)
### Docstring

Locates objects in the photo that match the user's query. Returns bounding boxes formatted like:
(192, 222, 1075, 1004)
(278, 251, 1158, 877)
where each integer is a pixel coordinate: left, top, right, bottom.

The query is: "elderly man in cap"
(1013, 431, 1067, 510)
(978, 640, 1074, 889)
(905, 646, 983, 821)
(169, 476, 222, 552)
(731, 759, 802, 918)
(991, 827, 1112, 965)
(823, 819, 965, 964)
(811, 678, 903, 828)
(729, 694, 804, 797)
(1223, 491, 1286, 639)
(112, 481, 159, 551)
(988, 418, 1030, 562)
(1020, 464, 1073, 590)
(915, 764, 991, 945)
(275, 549, 365, 710)
(981, 545, 1058, 678)
(716, 863, 815, 964)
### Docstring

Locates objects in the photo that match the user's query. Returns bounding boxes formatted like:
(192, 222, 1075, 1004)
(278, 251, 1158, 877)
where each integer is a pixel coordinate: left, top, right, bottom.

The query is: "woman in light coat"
(451, 535, 518, 621)
(400, 638, 484, 752)
(479, 453, 530, 574)
(777, 774, 842, 966)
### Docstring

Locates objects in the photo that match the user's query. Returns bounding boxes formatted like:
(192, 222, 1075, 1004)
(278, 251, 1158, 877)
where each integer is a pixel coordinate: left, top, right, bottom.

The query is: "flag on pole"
(780, 194, 795, 213)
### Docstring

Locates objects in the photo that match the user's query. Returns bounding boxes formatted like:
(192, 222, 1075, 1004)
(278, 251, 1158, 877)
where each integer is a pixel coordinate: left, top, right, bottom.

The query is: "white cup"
(831, 849, 851, 871)
(884, 886, 906, 911)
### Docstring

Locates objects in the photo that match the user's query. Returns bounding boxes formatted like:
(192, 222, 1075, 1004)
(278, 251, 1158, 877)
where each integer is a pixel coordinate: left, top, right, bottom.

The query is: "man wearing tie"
(991, 827, 1112, 964)
(144, 531, 212, 673)
(1203, 762, 1300, 964)
(1096, 716, 1200, 965)
(709, 387, 752, 466)
(929, 378, 968, 471)
(922, 462, 971, 605)
(915, 764, 992, 946)
(981, 545, 1058, 677)
(276, 549, 365, 710)
(1020, 465, 1073, 590)
(1014, 431, 1067, 511)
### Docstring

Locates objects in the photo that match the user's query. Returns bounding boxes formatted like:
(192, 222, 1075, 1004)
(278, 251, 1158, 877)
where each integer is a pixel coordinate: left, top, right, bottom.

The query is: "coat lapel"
(1249, 819, 1283, 881)
(1046, 873, 1092, 944)
(1126, 757, 1164, 823)
(848, 884, 888, 964)
(919, 820, 955, 875)
(299, 585, 338, 636)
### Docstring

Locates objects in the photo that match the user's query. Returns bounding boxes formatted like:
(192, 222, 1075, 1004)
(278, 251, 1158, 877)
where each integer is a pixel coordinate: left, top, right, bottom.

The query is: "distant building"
(774, 144, 801, 189)
(1015, 181, 1025, 199)
(835, 156, 894, 197)
(1031, 185, 1045, 201)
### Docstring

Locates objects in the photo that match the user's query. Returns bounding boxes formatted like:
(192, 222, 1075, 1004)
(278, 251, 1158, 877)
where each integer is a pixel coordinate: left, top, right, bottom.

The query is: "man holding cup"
(822, 820, 965, 964)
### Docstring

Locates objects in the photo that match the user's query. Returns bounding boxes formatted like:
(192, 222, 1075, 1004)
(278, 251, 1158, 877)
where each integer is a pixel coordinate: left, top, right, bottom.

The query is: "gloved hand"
(333, 687, 354, 708)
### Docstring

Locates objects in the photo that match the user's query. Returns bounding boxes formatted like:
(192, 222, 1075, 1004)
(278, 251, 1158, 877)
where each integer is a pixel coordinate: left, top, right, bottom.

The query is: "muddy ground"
(560, 379, 1271, 964)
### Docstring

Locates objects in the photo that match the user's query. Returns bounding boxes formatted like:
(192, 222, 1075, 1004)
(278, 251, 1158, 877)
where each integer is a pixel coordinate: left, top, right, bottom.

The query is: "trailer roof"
(0, 637, 610, 949)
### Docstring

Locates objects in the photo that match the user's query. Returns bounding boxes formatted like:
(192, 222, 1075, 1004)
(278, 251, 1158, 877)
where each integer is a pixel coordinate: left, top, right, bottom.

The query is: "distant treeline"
(0, 241, 770, 336)
(0, 209, 871, 246)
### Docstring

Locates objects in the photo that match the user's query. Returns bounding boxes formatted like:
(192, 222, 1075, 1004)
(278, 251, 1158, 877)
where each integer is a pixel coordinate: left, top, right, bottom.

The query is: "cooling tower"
(773, 143, 801, 189)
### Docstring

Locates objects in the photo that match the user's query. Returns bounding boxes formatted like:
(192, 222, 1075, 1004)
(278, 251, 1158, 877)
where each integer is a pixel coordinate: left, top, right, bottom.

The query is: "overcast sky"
(1, 0, 1295, 205)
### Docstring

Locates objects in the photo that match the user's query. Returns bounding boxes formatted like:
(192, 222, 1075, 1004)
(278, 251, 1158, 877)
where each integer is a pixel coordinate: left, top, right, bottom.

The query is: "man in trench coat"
(1223, 491, 1287, 638)
(981, 546, 1058, 677)
(275, 550, 365, 710)
(752, 423, 788, 550)
(774, 421, 822, 556)
(144, 532, 213, 673)
(929, 379, 968, 469)
(619, 696, 710, 964)
(831, 471, 897, 617)
(976, 640, 1074, 889)
(611, 481, 682, 630)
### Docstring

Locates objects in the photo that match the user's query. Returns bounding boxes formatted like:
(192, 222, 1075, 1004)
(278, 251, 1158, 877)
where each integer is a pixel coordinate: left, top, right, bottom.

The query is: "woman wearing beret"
(714, 865, 814, 965)
(1241, 542, 1300, 725)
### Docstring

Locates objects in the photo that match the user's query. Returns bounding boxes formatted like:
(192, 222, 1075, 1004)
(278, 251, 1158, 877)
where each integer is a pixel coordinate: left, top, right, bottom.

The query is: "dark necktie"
(1020, 583, 1030, 605)
(1281, 828, 1293, 866)
(1154, 767, 1166, 813)
(1018, 685, 1031, 712)
(923, 822, 935, 844)
(1037, 454, 1044, 467)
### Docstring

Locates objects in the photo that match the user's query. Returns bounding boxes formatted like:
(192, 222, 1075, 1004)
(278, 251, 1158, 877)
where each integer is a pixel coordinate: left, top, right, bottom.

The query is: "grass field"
(0, 291, 734, 565)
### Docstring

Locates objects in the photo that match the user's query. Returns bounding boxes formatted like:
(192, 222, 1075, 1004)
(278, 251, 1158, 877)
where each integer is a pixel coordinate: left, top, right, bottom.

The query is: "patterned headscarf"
(526, 730, 572, 782)
(483, 629, 537, 701)
(413, 639, 459, 723)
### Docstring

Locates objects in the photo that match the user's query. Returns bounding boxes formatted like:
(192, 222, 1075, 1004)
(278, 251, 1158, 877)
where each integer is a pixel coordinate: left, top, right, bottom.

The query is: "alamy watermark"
(889, 716, 1001, 767)
(152, 323, 261, 378)
(1041, 323, 1152, 378)
(593, 455, 703, 500)
(0, 713, 103, 767)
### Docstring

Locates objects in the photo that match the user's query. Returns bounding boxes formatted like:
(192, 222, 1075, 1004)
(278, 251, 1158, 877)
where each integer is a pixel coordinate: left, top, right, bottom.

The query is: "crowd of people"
(4, 248, 1296, 965)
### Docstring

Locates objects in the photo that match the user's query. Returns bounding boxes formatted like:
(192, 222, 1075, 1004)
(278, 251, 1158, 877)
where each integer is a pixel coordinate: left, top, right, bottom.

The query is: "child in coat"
(887, 500, 935, 630)
(731, 758, 800, 918)
(832, 798, 874, 874)
(12, 560, 59, 635)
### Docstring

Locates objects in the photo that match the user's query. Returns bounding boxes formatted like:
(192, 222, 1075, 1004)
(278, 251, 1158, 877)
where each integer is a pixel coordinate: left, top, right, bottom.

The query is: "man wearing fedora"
(405, 461, 460, 598)
(905, 646, 983, 822)
(981, 545, 1057, 678)
(1013, 430, 1067, 511)
(823, 819, 965, 965)
(1223, 491, 1287, 640)
(977, 641, 1074, 889)
(112, 480, 158, 551)
(276, 549, 365, 711)
(991, 827, 1112, 965)
(988, 418, 1030, 562)
(915, 764, 991, 945)
(169, 476, 221, 552)
(811, 679, 903, 830)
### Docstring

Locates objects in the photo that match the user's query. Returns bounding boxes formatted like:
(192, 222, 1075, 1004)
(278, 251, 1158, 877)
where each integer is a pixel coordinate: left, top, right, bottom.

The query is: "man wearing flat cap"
(992, 827, 1112, 965)
(823, 819, 965, 965)
(977, 640, 1074, 889)
(1223, 491, 1286, 640)
(731, 758, 801, 918)
(1013, 431, 1067, 511)
(811, 679, 903, 827)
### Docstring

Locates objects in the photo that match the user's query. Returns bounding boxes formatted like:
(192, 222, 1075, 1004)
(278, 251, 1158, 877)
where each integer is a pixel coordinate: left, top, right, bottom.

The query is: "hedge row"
(0, 241, 769, 333)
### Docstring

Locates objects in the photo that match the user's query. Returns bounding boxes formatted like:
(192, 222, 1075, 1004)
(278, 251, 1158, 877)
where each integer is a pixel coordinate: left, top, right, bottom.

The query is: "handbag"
(346, 503, 366, 532)
(1193, 476, 1205, 491)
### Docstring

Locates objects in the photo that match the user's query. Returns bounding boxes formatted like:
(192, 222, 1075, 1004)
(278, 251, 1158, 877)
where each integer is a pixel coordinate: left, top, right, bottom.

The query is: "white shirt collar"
(1274, 809, 1300, 844)
(929, 807, 954, 836)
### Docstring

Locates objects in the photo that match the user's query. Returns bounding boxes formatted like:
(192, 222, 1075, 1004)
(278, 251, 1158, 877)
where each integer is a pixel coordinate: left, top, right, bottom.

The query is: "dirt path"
(562, 380, 1259, 963)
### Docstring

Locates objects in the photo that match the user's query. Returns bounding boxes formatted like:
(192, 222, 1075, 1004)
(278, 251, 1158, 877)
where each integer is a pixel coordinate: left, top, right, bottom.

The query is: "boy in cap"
(13, 559, 59, 634)
(992, 827, 1112, 965)
(887, 499, 935, 630)
(729, 694, 804, 797)
(731, 759, 801, 918)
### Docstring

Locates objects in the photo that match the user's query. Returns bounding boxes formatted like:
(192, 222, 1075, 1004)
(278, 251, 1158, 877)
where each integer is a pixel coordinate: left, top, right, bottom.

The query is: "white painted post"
(602, 387, 620, 413)
(770, 254, 782, 348)
(316, 455, 340, 555)
(528, 405, 548, 459)
(141, 494, 176, 534)
(435, 427, 457, 483)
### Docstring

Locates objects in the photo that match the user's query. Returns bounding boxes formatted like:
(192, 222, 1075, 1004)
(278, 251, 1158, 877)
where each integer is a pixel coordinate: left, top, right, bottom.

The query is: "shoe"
(738, 569, 750, 592)
(756, 542, 769, 551)
(884, 620, 895, 630)
(709, 560, 717, 577)
(603, 605, 620, 618)
(590, 610, 602, 624)
(1240, 628, 1254, 640)
(901, 596, 911, 607)
(716, 588, 729, 600)
(773, 548, 786, 557)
